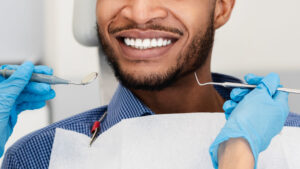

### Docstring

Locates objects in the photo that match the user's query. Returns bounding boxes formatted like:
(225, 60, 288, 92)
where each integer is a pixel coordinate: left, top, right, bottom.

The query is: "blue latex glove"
(0, 61, 56, 157)
(209, 73, 289, 169)
(223, 74, 264, 120)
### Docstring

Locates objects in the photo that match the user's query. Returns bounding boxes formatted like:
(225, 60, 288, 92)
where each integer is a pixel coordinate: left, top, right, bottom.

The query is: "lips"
(113, 30, 181, 60)
(123, 38, 172, 50)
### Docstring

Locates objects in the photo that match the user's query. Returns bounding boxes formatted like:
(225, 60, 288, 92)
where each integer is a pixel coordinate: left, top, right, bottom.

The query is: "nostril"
(120, 4, 168, 25)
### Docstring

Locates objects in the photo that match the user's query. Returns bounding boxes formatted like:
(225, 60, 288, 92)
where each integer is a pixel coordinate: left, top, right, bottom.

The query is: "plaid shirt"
(1, 73, 300, 169)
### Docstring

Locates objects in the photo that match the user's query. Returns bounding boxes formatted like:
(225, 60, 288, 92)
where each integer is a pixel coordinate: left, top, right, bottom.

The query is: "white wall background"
(212, 0, 300, 72)
(0, 0, 44, 63)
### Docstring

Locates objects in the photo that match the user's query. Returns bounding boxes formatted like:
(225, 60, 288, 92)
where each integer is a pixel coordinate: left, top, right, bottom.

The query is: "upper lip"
(113, 29, 182, 40)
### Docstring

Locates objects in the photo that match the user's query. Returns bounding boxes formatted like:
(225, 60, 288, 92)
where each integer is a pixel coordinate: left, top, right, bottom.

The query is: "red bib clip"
(91, 121, 100, 134)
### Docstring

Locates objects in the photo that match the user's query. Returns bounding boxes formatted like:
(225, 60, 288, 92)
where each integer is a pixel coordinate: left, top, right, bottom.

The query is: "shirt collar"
(104, 73, 242, 130)
(104, 85, 154, 128)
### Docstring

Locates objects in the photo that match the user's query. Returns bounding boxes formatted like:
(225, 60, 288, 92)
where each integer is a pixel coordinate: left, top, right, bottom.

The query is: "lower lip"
(118, 40, 175, 60)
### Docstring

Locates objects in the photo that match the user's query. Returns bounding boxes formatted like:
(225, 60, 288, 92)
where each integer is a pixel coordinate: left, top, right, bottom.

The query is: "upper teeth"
(124, 38, 172, 49)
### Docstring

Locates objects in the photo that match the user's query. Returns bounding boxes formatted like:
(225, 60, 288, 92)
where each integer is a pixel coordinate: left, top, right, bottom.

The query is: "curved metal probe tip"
(70, 72, 99, 85)
(194, 72, 300, 94)
(194, 72, 224, 87)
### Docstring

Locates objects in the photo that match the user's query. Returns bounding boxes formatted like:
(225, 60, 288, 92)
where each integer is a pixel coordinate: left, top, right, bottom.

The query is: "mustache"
(108, 24, 184, 36)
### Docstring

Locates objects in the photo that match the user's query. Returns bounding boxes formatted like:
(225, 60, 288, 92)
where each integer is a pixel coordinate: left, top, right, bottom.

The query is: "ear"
(213, 0, 236, 29)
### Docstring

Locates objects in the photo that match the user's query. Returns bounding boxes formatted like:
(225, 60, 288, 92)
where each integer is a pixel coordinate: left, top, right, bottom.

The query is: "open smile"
(114, 30, 181, 60)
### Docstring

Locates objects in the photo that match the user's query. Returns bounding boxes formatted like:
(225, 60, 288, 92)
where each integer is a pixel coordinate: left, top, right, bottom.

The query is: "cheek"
(96, 0, 125, 27)
(161, 0, 213, 36)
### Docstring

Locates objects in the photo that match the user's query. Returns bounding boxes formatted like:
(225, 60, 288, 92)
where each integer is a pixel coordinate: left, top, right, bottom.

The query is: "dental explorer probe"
(0, 69, 98, 85)
(194, 72, 300, 94)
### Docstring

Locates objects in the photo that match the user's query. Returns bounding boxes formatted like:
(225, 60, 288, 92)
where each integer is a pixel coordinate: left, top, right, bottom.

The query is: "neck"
(130, 65, 225, 114)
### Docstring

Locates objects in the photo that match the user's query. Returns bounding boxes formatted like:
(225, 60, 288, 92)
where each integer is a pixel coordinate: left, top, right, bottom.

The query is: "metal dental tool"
(194, 72, 300, 94)
(90, 111, 108, 147)
(0, 69, 98, 85)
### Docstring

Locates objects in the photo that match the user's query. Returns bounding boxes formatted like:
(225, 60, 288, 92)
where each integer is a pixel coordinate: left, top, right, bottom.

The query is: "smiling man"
(97, 0, 224, 114)
(2, 0, 300, 169)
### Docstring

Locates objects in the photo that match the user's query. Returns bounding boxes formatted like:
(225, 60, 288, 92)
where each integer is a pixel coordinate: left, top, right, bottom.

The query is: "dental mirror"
(78, 72, 99, 85)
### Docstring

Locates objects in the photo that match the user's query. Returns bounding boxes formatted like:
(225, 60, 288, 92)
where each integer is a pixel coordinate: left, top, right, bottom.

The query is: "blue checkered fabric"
(1, 73, 300, 169)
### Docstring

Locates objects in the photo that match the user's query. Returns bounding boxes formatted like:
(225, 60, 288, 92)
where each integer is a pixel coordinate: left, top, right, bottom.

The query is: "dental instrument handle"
(222, 82, 257, 88)
(223, 82, 300, 94)
(276, 88, 300, 94)
(0, 69, 71, 85)
(31, 73, 71, 84)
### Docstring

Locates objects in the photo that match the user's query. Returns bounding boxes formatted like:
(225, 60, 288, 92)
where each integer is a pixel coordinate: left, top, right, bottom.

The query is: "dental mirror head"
(80, 72, 98, 85)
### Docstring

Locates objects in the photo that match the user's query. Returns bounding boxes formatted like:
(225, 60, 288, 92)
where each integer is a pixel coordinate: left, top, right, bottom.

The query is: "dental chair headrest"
(73, 0, 99, 47)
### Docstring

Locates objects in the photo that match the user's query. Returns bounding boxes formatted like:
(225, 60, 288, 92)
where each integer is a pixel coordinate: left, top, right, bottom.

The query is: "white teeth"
(157, 38, 163, 47)
(151, 39, 157, 48)
(143, 39, 151, 49)
(162, 40, 167, 46)
(135, 39, 142, 49)
(123, 38, 173, 49)
(130, 39, 135, 46)
(167, 40, 171, 45)
(124, 38, 131, 46)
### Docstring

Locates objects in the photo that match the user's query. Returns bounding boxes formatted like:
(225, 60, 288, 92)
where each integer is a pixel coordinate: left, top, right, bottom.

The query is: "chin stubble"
(96, 17, 214, 91)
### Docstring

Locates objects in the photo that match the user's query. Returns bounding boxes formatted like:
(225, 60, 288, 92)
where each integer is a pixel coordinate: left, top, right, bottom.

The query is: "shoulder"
(285, 112, 300, 127)
(1, 106, 107, 169)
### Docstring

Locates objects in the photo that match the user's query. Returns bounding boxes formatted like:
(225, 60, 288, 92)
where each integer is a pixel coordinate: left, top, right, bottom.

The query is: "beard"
(97, 18, 215, 91)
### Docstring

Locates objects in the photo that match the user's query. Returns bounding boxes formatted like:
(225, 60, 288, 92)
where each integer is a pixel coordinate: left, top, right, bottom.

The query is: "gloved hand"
(223, 74, 264, 120)
(209, 73, 289, 169)
(0, 61, 56, 157)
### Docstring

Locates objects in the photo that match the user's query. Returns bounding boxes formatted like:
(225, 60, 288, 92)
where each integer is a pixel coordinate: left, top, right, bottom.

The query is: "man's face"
(97, 0, 216, 90)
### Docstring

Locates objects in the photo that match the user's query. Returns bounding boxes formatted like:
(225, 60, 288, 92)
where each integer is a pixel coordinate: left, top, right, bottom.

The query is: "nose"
(120, 0, 168, 25)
